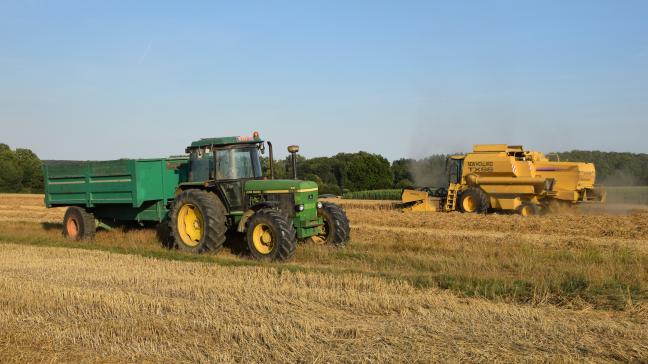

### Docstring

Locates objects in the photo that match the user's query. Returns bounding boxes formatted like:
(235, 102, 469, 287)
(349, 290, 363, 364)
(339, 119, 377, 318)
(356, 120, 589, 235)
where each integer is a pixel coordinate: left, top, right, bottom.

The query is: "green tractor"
(169, 132, 350, 261)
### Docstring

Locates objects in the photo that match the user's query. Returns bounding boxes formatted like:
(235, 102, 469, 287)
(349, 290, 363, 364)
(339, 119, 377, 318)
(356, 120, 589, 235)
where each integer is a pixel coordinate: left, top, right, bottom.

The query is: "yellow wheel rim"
(177, 204, 204, 247)
(252, 223, 274, 254)
(317, 216, 330, 243)
(520, 205, 532, 216)
(462, 196, 476, 212)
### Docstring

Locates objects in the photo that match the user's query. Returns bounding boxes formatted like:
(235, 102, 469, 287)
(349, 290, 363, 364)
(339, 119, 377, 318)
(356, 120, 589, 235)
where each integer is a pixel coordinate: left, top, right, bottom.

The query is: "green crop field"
(343, 189, 401, 200)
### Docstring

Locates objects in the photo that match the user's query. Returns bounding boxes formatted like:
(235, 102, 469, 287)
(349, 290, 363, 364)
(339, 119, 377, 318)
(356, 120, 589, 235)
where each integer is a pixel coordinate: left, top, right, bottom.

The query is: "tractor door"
(213, 147, 262, 212)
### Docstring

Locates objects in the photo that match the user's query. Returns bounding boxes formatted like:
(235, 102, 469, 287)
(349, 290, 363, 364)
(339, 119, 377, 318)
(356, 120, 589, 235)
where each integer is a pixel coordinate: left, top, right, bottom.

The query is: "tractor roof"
(188, 134, 263, 149)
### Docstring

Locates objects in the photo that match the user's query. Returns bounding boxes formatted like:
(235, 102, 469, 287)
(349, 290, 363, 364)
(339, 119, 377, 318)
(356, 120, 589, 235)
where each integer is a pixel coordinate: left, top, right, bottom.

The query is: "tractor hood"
(244, 179, 318, 194)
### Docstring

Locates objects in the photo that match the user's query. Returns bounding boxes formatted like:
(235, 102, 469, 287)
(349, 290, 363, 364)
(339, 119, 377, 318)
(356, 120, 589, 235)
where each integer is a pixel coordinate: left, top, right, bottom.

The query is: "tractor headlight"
(317, 202, 323, 209)
(295, 204, 305, 212)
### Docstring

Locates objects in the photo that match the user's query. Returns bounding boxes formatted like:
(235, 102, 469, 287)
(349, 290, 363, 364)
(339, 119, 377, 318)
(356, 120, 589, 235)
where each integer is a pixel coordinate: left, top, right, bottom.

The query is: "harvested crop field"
(0, 194, 647, 362)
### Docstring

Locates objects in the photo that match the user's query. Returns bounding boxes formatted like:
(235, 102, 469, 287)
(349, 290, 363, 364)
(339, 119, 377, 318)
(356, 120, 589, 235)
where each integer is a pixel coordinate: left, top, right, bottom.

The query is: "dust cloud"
(408, 157, 449, 188)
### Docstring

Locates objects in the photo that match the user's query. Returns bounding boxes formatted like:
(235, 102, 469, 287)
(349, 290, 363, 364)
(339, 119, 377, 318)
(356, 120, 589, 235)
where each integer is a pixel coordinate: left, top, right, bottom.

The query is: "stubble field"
(0, 194, 647, 362)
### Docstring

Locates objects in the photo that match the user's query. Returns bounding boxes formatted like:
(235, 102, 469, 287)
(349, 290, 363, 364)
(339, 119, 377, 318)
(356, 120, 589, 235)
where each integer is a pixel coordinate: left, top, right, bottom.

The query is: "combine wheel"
(63, 206, 96, 240)
(170, 189, 228, 253)
(246, 209, 297, 261)
(458, 187, 489, 214)
(517, 202, 540, 217)
(313, 202, 350, 247)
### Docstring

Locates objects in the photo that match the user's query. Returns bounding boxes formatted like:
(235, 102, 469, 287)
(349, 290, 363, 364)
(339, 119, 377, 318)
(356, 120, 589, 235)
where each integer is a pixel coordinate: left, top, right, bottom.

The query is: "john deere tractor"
(169, 132, 350, 261)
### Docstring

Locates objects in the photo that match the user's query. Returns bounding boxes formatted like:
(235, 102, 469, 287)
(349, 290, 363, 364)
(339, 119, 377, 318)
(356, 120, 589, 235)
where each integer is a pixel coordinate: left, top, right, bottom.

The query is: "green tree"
(15, 148, 44, 192)
(0, 144, 23, 192)
(334, 152, 393, 191)
(391, 158, 414, 187)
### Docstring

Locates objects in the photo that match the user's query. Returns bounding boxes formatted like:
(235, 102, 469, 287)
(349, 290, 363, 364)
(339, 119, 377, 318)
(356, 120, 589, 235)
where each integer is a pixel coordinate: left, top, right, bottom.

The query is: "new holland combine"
(401, 144, 606, 215)
(43, 132, 350, 261)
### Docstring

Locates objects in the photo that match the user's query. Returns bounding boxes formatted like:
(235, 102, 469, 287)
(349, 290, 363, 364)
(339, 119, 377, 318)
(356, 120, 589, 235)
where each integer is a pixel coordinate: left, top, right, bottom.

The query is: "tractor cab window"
(215, 147, 262, 180)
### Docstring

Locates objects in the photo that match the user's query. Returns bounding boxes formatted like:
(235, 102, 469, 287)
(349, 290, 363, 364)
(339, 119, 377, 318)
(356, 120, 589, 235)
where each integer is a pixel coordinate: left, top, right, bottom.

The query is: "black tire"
(156, 218, 175, 249)
(246, 209, 297, 261)
(316, 202, 350, 247)
(458, 186, 489, 214)
(63, 206, 96, 240)
(517, 202, 540, 217)
(169, 189, 228, 254)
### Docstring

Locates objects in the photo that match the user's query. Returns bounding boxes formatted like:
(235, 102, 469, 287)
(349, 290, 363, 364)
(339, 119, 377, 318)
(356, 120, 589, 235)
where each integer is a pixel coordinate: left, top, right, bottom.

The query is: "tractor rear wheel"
(63, 206, 96, 240)
(170, 189, 227, 254)
(518, 202, 540, 217)
(458, 187, 489, 213)
(314, 202, 350, 247)
(246, 209, 297, 261)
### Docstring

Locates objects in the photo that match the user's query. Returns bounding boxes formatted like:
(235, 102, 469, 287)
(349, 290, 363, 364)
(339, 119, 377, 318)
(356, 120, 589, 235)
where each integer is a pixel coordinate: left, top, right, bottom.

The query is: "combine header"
(401, 144, 606, 215)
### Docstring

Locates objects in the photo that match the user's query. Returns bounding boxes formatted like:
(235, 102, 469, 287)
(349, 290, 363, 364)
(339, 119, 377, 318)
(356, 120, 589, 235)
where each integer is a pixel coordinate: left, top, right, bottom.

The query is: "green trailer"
(44, 158, 188, 223)
(43, 132, 350, 262)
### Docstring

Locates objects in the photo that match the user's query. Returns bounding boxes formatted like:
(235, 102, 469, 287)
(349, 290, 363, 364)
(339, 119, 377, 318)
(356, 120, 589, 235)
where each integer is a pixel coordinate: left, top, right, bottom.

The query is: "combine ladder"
(444, 184, 461, 211)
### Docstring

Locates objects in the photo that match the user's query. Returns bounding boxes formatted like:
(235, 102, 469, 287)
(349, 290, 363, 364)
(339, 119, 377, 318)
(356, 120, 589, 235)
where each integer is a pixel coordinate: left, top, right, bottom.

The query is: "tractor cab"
(186, 134, 263, 182)
(184, 133, 265, 212)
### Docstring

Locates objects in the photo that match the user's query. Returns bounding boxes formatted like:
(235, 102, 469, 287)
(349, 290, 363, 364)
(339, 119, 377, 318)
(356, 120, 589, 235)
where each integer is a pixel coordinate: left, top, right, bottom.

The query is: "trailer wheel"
(246, 209, 297, 261)
(458, 187, 489, 213)
(170, 189, 227, 254)
(518, 202, 540, 217)
(63, 207, 96, 240)
(313, 202, 350, 247)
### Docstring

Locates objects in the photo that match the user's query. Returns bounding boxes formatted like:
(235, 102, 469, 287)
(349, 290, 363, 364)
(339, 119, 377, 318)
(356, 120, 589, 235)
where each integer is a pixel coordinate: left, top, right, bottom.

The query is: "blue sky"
(1, 0, 647, 161)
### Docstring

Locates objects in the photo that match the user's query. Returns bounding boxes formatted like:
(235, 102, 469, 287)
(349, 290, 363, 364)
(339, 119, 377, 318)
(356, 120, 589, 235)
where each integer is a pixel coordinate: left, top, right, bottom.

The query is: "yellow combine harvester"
(401, 144, 606, 215)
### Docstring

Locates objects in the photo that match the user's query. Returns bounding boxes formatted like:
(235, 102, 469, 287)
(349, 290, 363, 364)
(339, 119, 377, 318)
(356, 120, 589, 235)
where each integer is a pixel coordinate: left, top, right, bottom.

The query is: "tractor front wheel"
(314, 202, 350, 247)
(170, 189, 227, 253)
(246, 209, 297, 261)
(63, 206, 96, 240)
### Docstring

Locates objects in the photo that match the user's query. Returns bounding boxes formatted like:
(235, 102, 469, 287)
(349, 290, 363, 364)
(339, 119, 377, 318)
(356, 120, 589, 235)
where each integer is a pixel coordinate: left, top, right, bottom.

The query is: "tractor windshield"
(215, 147, 262, 180)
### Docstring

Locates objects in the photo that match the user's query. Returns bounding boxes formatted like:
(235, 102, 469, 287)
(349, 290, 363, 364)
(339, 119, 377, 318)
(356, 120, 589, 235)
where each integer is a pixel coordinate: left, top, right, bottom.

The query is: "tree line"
(0, 144, 44, 193)
(1, 142, 647, 194)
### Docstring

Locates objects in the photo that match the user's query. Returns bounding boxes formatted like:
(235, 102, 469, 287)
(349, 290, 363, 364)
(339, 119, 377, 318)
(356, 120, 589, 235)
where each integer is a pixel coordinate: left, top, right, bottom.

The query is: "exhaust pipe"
(267, 142, 274, 180)
(288, 145, 300, 180)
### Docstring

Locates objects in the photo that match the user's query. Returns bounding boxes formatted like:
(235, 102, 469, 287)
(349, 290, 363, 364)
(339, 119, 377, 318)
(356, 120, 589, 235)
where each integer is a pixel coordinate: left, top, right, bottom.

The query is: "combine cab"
(401, 144, 606, 215)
